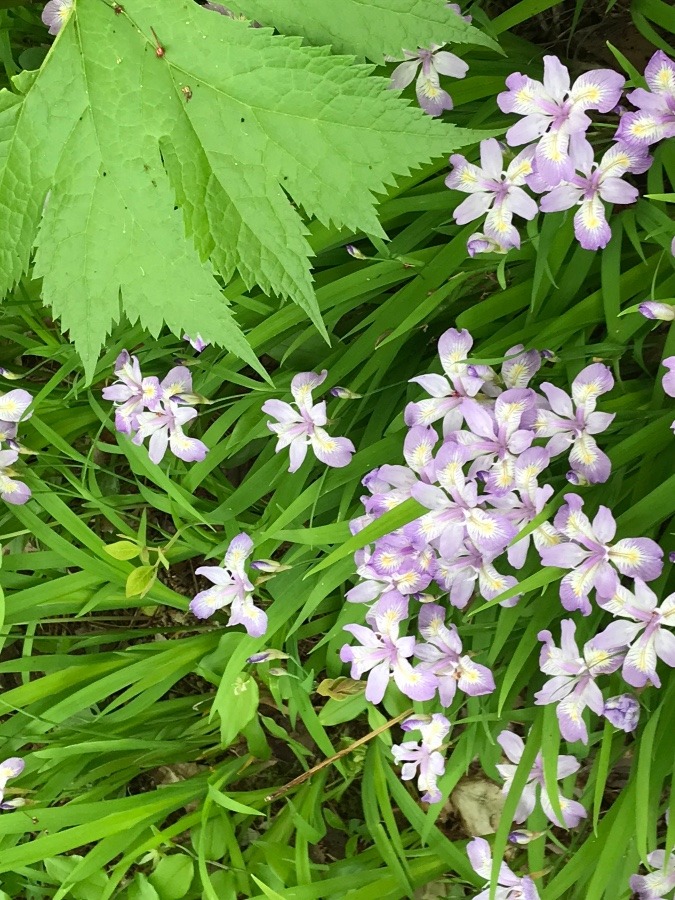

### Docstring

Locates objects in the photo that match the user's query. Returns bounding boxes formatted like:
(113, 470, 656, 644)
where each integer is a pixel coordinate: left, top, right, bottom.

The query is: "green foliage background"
(0, 0, 672, 898)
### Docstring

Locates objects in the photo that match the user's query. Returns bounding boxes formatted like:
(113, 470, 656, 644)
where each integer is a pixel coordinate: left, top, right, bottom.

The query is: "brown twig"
(264, 708, 413, 802)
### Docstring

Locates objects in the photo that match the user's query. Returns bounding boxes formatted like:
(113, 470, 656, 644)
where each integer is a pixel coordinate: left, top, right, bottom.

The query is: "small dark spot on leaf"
(241, 117, 245, 123)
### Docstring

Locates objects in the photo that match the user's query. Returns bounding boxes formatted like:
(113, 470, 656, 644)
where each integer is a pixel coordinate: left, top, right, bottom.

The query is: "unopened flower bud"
(638, 302, 675, 321)
(0, 368, 21, 380)
(250, 559, 292, 574)
(508, 829, 544, 845)
(247, 649, 290, 664)
(346, 244, 368, 260)
(183, 333, 210, 352)
(330, 386, 363, 400)
(566, 470, 589, 486)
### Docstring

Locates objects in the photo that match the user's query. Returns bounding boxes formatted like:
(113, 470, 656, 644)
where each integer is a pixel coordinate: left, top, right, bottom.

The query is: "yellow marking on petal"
(427, 615, 444, 636)
(1, 481, 17, 493)
(581, 205, 602, 231)
(472, 515, 497, 537)
(162, 382, 183, 397)
(379, 552, 398, 570)
(382, 608, 400, 629)
(586, 649, 609, 668)
(509, 160, 533, 180)
(461, 665, 479, 682)
(314, 433, 337, 452)
(483, 571, 506, 591)
(516, 88, 534, 105)
(0, 399, 17, 416)
(576, 86, 601, 104)
(397, 571, 418, 589)
(508, 362, 527, 384)
(629, 119, 658, 139)
(411, 443, 431, 467)
(657, 66, 675, 90)
(610, 545, 643, 570)
(460, 169, 478, 186)
(295, 384, 312, 403)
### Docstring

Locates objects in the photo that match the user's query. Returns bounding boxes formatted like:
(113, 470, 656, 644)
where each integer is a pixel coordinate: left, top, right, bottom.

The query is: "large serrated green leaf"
(228, 0, 501, 60)
(1, 0, 483, 377)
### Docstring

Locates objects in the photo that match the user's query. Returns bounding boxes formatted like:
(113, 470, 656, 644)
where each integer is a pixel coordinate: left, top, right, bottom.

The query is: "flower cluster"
(334, 323, 670, 845)
(0, 386, 33, 505)
(448, 51, 675, 254)
(189, 533, 267, 636)
(262, 370, 355, 473)
(103, 351, 208, 465)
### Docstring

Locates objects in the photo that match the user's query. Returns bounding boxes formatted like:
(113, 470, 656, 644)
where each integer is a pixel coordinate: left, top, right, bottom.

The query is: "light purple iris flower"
(404, 328, 486, 432)
(133, 400, 208, 464)
(630, 850, 675, 900)
(616, 51, 675, 147)
(489, 447, 559, 570)
(540, 493, 663, 615)
(662, 357, 675, 398)
(602, 694, 640, 732)
(496, 730, 586, 828)
(0, 450, 31, 505)
(594, 580, 675, 688)
(190, 533, 267, 636)
(501, 346, 542, 389)
(392, 713, 450, 804)
(346, 534, 434, 609)
(497, 55, 624, 187)
(446, 140, 538, 251)
(539, 142, 649, 250)
(42, 0, 73, 34)
(0, 757, 24, 809)
(466, 837, 540, 900)
(449, 388, 536, 493)
(102, 351, 162, 435)
(411, 444, 517, 560)
(262, 370, 355, 473)
(340, 595, 437, 704)
(534, 362, 615, 483)
(535, 619, 622, 743)
(388, 44, 468, 116)
(639, 302, 675, 321)
(360, 464, 419, 517)
(434, 539, 519, 608)
(183, 333, 209, 353)
(414, 603, 495, 705)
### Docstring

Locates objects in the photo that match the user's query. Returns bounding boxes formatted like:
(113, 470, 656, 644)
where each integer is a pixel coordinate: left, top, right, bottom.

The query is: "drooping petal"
(573, 195, 611, 250)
